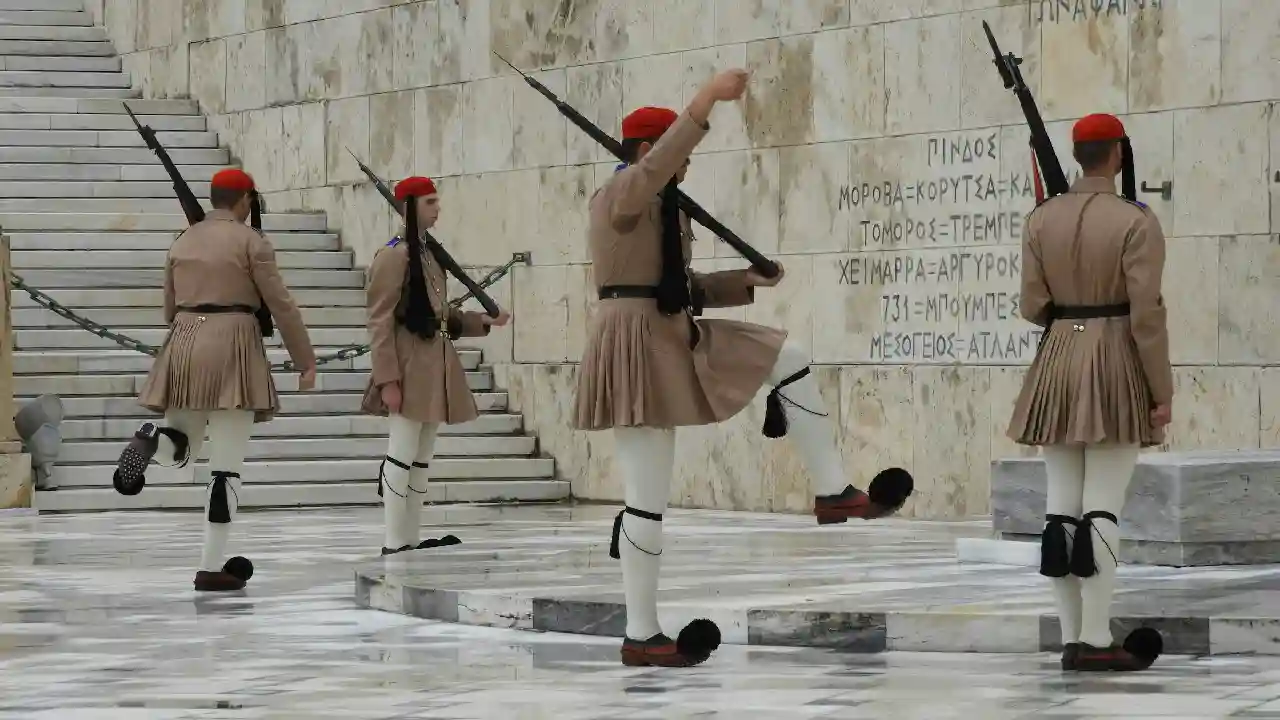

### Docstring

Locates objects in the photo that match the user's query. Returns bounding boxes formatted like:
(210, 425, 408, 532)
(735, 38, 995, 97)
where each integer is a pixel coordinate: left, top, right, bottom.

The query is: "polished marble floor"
(5, 506, 1280, 718)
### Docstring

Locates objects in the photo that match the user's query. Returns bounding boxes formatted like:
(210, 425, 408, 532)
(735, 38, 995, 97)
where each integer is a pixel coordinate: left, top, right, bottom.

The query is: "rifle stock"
(493, 52, 780, 278)
(981, 22, 1069, 200)
(348, 150, 502, 318)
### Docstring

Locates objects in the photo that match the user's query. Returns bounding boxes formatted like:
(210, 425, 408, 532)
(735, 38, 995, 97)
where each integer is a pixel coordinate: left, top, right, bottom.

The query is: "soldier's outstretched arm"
(1019, 215, 1052, 327)
(365, 245, 406, 390)
(248, 232, 316, 372)
(1122, 212, 1173, 406)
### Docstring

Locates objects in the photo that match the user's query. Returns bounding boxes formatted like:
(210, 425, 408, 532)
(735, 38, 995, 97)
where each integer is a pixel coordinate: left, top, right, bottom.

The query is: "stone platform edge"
(353, 567, 1280, 657)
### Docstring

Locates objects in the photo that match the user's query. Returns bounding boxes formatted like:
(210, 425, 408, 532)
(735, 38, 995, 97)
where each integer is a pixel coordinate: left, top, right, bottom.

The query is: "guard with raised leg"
(116, 168, 318, 592)
(363, 176, 511, 556)
(1008, 114, 1171, 672)
(573, 69, 913, 668)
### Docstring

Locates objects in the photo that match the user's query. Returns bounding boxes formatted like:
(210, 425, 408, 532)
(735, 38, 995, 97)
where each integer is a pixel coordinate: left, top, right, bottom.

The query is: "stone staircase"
(0, 0, 566, 512)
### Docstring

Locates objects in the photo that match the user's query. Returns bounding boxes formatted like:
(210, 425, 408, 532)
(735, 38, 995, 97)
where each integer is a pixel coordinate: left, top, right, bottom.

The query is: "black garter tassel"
(207, 470, 239, 524)
(1039, 514, 1076, 578)
(1070, 510, 1117, 578)
(762, 367, 812, 439)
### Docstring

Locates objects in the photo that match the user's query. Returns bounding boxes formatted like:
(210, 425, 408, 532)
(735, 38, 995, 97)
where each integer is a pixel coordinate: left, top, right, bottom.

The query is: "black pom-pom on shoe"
(675, 618, 722, 664)
(867, 467, 913, 514)
(222, 556, 254, 582)
(1122, 627, 1163, 667)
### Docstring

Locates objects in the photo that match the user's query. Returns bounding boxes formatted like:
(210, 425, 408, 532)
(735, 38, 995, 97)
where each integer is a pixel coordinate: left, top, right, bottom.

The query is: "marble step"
(13, 352, 488, 382)
(0, 23, 103, 41)
(0, 97, 195, 114)
(0, 212, 327, 231)
(58, 412, 522, 441)
(13, 249, 352, 269)
(34, 478, 570, 513)
(0, 10, 92, 26)
(20, 390, 506, 418)
(0, 128, 216, 147)
(12, 304, 368, 329)
(0, 145, 226, 164)
(13, 364, 484, 396)
(0, 111, 201, 130)
(14, 267, 362, 289)
(0, 55, 119, 72)
(53, 456, 555, 488)
(0, 180, 214, 197)
(0, 69, 128, 88)
(0, 84, 134, 97)
(0, 39, 113, 56)
(58, 433, 533, 463)
(10, 285, 361, 306)
(0, 0, 87, 13)
(0, 163, 222, 181)
(14, 325, 370, 350)
(0, 197, 239, 212)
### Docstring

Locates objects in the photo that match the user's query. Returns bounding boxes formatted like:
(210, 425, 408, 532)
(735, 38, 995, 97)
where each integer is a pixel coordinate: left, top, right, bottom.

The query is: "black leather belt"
(177, 304, 256, 315)
(598, 285, 658, 300)
(1052, 303, 1130, 319)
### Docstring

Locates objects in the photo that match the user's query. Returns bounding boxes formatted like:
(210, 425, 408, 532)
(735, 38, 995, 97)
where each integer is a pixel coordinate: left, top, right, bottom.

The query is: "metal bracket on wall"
(514, 252, 533, 265)
(1140, 180, 1173, 201)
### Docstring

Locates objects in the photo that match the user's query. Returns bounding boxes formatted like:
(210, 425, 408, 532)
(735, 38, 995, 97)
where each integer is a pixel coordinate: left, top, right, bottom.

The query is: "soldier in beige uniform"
(1008, 114, 1172, 672)
(115, 168, 318, 592)
(573, 70, 914, 668)
(362, 176, 511, 556)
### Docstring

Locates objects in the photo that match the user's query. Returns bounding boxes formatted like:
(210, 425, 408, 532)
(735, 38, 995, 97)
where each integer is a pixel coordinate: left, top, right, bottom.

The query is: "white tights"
(1042, 443, 1138, 648)
(152, 409, 254, 573)
(381, 415, 440, 550)
(614, 340, 843, 640)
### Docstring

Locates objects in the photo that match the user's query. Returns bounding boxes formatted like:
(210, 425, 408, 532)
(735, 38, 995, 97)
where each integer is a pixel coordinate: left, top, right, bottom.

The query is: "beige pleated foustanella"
(138, 210, 317, 423)
(1007, 177, 1173, 448)
(571, 110, 786, 431)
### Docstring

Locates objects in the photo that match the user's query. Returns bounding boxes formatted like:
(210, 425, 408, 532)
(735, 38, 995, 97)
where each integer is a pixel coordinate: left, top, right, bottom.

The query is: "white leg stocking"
(1078, 444, 1138, 648)
(1041, 444, 1085, 645)
(765, 341, 845, 497)
(200, 410, 253, 573)
(381, 415, 422, 551)
(403, 423, 440, 546)
(613, 426, 676, 641)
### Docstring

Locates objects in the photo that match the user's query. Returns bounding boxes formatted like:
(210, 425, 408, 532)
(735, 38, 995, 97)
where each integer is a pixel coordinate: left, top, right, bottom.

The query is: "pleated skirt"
(359, 326, 479, 425)
(138, 312, 279, 423)
(571, 298, 786, 431)
(1007, 319, 1162, 447)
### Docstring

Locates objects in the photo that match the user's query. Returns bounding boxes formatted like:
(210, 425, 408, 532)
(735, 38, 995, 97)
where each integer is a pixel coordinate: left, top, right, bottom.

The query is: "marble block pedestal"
(0, 444, 33, 510)
(992, 451, 1280, 566)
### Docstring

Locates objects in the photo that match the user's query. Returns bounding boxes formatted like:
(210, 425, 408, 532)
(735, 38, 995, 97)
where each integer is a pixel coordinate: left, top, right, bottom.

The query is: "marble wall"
(87, 0, 1280, 519)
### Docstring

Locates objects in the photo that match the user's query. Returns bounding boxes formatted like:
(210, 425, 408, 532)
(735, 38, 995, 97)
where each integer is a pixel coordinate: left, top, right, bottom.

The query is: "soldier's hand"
(381, 382, 403, 415)
(746, 261, 785, 288)
(1151, 403, 1171, 428)
(707, 69, 749, 102)
(483, 309, 512, 327)
(298, 368, 317, 392)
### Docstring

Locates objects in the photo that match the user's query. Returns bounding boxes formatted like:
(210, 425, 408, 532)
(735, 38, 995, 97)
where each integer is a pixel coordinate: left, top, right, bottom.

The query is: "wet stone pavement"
(4, 507, 1280, 719)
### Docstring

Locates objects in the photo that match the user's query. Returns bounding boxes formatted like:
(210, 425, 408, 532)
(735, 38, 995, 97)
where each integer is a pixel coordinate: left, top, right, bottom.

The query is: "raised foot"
(113, 422, 160, 496)
(814, 468, 914, 525)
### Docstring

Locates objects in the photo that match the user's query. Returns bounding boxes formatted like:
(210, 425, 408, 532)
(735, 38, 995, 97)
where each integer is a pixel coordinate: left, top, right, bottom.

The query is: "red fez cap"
(1072, 113, 1126, 143)
(394, 176, 437, 200)
(621, 107, 678, 140)
(210, 168, 255, 193)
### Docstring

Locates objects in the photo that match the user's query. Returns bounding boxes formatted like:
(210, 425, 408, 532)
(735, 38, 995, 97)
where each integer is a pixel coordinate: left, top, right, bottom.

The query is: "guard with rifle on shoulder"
(535, 65, 914, 669)
(982, 22, 1170, 673)
(359, 173, 511, 556)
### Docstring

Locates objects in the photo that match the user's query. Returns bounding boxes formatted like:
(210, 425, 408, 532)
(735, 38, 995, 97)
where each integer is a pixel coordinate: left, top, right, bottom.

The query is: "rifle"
(125, 102, 274, 337)
(981, 21, 1069, 203)
(346, 148, 502, 318)
(493, 52, 780, 279)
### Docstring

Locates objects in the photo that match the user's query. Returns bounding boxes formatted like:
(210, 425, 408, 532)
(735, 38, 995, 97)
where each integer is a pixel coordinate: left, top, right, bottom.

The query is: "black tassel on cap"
(1039, 514, 1077, 578)
(248, 191, 275, 338)
(401, 195, 440, 340)
(207, 470, 240, 524)
(1120, 136, 1137, 202)
(1070, 510, 1117, 578)
(655, 180, 690, 316)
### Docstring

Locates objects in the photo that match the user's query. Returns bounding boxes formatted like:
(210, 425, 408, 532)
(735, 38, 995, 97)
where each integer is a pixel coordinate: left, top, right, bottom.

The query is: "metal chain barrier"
(9, 251, 531, 372)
